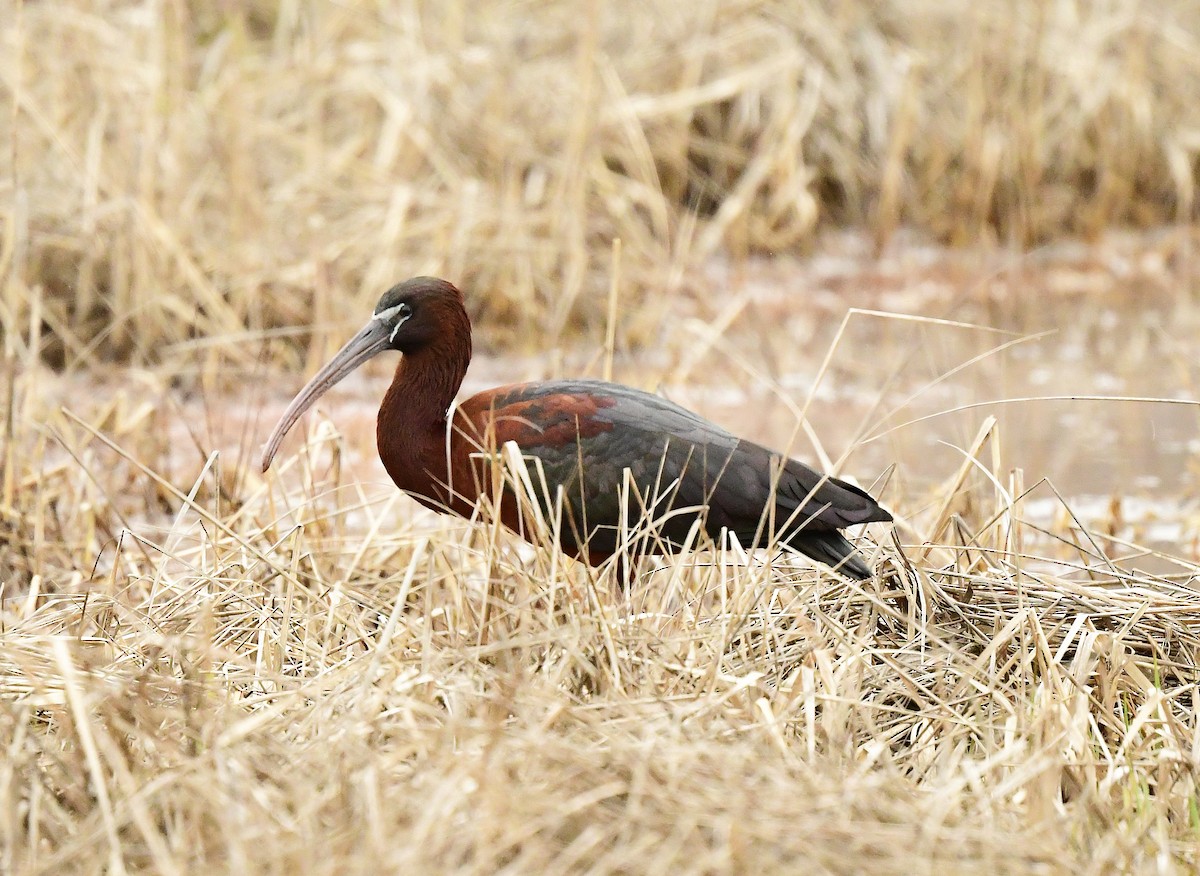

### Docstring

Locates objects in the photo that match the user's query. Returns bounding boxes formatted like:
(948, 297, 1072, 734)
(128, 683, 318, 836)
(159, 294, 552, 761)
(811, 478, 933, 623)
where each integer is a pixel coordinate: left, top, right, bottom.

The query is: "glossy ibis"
(261, 278, 892, 579)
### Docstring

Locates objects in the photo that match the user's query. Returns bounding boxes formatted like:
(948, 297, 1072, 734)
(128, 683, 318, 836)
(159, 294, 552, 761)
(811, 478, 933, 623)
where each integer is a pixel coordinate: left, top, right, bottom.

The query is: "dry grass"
(4, 1, 1200, 873)
(3, 347, 1200, 874)
(4, 0, 1200, 366)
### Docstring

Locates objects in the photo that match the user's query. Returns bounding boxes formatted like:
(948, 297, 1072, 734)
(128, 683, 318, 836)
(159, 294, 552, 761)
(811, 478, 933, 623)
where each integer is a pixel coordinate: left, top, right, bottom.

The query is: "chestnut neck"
(377, 301, 473, 466)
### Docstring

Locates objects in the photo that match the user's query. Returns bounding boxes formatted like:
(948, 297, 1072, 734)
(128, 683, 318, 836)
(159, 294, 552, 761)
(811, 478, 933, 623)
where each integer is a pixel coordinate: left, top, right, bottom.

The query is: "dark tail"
(789, 531, 876, 580)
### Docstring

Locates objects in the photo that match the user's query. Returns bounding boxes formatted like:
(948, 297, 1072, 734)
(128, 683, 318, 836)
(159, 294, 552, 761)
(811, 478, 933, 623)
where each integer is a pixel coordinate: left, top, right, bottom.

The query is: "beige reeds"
(3, 1, 1200, 363)
(4, 310, 1200, 869)
(3, 1, 1200, 871)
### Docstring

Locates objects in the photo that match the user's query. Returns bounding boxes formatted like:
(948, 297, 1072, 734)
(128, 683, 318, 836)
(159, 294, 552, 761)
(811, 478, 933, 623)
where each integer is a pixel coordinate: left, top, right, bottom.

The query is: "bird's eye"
(398, 303, 413, 317)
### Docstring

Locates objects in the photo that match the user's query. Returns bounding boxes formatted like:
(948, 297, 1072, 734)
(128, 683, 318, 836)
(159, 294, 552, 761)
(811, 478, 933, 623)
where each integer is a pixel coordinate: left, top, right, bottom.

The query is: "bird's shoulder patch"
(461, 384, 619, 448)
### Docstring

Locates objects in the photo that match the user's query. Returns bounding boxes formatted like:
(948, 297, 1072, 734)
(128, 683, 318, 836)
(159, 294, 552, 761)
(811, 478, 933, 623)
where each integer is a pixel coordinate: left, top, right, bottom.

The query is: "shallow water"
(678, 230, 1199, 560)
(39, 228, 1198, 565)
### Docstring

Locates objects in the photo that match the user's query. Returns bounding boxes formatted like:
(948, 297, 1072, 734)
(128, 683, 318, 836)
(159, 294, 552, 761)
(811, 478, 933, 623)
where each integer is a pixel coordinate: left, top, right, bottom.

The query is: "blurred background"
(6, 5, 1200, 870)
(3, 0, 1200, 557)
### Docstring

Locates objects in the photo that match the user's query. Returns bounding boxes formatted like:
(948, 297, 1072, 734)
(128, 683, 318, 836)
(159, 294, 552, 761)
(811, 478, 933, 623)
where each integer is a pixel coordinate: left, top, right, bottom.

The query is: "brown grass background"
(4, 1, 1200, 873)
(6, 0, 1200, 364)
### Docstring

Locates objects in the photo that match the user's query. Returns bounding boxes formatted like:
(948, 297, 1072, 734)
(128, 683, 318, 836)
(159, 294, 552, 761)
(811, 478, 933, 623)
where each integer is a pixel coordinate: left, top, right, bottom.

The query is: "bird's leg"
(615, 553, 632, 590)
(587, 550, 636, 590)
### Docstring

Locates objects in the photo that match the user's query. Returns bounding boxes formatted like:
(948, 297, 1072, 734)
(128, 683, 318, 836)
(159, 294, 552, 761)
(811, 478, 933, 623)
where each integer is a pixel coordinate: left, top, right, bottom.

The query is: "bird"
(261, 277, 892, 580)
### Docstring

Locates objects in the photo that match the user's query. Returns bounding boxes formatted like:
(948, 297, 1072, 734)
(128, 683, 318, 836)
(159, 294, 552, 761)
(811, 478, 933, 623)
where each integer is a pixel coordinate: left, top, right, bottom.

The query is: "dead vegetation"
(4, 0, 1200, 365)
(2, 363, 1200, 874)
(4, 1, 1200, 873)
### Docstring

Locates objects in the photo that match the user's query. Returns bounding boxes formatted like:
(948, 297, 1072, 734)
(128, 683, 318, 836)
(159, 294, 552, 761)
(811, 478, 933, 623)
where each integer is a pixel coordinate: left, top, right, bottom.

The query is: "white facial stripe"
(389, 313, 411, 343)
(372, 303, 412, 344)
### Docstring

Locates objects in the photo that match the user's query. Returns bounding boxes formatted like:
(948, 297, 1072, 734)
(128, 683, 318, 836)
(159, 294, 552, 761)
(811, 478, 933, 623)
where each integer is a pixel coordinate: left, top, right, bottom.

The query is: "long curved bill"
(260, 318, 395, 472)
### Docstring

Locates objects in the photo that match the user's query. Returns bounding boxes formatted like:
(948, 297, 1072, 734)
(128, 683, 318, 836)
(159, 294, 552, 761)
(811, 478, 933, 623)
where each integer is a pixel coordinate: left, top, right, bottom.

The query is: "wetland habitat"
(4, 2, 1200, 873)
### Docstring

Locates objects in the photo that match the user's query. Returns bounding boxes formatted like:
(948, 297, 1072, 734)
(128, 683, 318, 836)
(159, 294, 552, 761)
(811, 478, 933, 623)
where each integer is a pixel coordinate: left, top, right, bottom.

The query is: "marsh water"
(686, 230, 1200, 552)
(41, 229, 1200, 566)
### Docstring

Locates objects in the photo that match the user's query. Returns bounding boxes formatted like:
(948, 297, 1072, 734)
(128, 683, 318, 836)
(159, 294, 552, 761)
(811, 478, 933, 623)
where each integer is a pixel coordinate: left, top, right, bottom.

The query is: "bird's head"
(260, 277, 468, 472)
(370, 276, 466, 355)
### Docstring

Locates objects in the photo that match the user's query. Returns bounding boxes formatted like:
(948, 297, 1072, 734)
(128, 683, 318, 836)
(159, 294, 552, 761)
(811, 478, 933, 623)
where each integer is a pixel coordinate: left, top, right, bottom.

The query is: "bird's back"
(451, 379, 890, 574)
